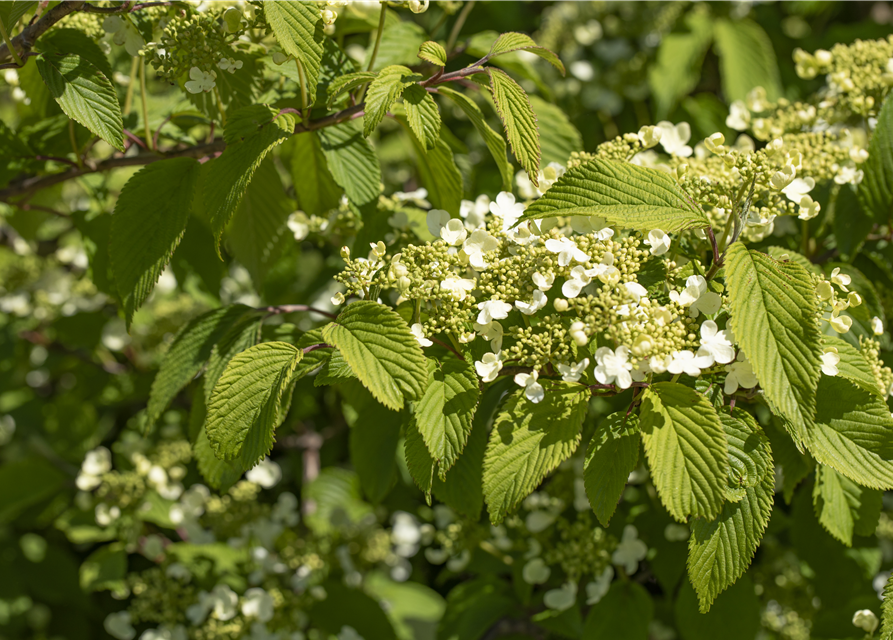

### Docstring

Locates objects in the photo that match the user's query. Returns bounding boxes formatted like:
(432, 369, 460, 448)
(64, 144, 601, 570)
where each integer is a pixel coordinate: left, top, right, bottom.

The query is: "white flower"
(570, 215, 615, 240)
(218, 57, 244, 73)
(474, 321, 504, 351)
(321, 8, 338, 24)
(704, 132, 726, 155)
(393, 188, 431, 208)
(821, 347, 840, 376)
(440, 219, 467, 246)
(103, 16, 144, 56)
(669, 275, 704, 308)
(545, 237, 590, 267)
(475, 352, 503, 383)
(643, 229, 671, 256)
(726, 100, 750, 131)
(872, 316, 884, 336)
(522, 558, 551, 585)
(426, 209, 451, 237)
(515, 290, 547, 315)
(515, 370, 545, 403)
(852, 609, 879, 635)
(781, 177, 815, 202)
(724, 353, 758, 395)
(690, 291, 721, 317)
(612, 525, 647, 574)
(637, 125, 662, 149)
(441, 276, 475, 301)
(624, 282, 648, 303)
(489, 192, 526, 231)
(594, 346, 633, 389)
(287, 212, 310, 240)
(544, 581, 577, 612)
(246, 458, 281, 488)
(462, 229, 498, 269)
(850, 146, 869, 163)
(585, 566, 614, 605)
(532, 271, 555, 292)
(476, 299, 512, 325)
(104, 612, 136, 640)
(697, 320, 735, 365)
(77, 446, 112, 491)
(562, 266, 592, 299)
(834, 164, 864, 185)
(557, 358, 589, 383)
(411, 323, 432, 347)
(241, 588, 274, 623)
(667, 350, 711, 376)
(798, 195, 821, 220)
(184, 67, 216, 94)
(830, 312, 853, 334)
(408, 0, 429, 13)
(460, 195, 489, 230)
(830, 267, 851, 290)
(657, 121, 693, 157)
(770, 164, 796, 190)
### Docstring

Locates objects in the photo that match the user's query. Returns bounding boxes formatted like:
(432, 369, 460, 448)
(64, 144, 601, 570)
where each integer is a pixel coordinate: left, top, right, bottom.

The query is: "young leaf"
(529, 95, 582, 166)
(402, 84, 441, 151)
(318, 119, 382, 207)
(488, 32, 566, 76)
(36, 52, 124, 151)
(518, 157, 708, 231)
(488, 67, 540, 186)
(418, 41, 447, 67)
(713, 18, 781, 102)
(321, 301, 428, 410)
(350, 401, 402, 504)
(725, 244, 822, 440)
(0, 2, 36, 31)
(110, 157, 201, 325)
(415, 358, 480, 479)
(483, 381, 588, 524)
(813, 464, 882, 546)
(857, 93, 893, 224)
(206, 342, 303, 466)
(289, 132, 343, 216)
(326, 70, 378, 107)
(639, 382, 728, 523)
(263, 0, 325, 103)
(363, 65, 422, 137)
(584, 411, 641, 527)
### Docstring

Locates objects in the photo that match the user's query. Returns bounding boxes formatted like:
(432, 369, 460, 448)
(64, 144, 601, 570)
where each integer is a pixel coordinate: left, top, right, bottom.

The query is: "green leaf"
(40, 28, 115, 82)
(858, 94, 893, 224)
(483, 381, 588, 524)
(79, 544, 126, 593)
(418, 41, 446, 66)
(518, 157, 708, 231)
(206, 342, 302, 466)
(639, 382, 728, 522)
(264, 0, 325, 104)
(648, 8, 714, 119)
(437, 86, 512, 191)
(309, 582, 397, 640)
(713, 18, 781, 102)
(147, 304, 255, 429)
(326, 70, 378, 107)
(402, 84, 441, 151)
(288, 132, 343, 216)
(303, 468, 372, 535)
(203, 315, 264, 406)
(488, 32, 565, 76)
(834, 183, 873, 261)
(764, 417, 812, 504)
(204, 106, 295, 250)
(583, 411, 640, 527)
(365, 16, 428, 71)
(881, 572, 893, 640)
(36, 52, 124, 151)
(583, 581, 653, 640)
(401, 119, 463, 213)
(318, 119, 382, 207)
(805, 376, 893, 490)
(488, 67, 540, 186)
(438, 577, 516, 640)
(194, 405, 245, 492)
(321, 301, 428, 410)
(415, 358, 480, 479)
(0, 456, 68, 523)
(674, 576, 761, 640)
(529, 95, 582, 166)
(350, 401, 402, 503)
(186, 50, 261, 122)
(824, 335, 884, 398)
(314, 347, 356, 386)
(364, 65, 422, 137)
(813, 464, 882, 546)
(687, 412, 773, 612)
(0, 2, 36, 31)
(725, 244, 822, 439)
(110, 158, 201, 325)
(405, 418, 435, 500)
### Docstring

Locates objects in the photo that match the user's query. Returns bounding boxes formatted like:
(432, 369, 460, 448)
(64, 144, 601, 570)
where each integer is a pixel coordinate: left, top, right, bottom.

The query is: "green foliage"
(326, 70, 378, 107)
(289, 132, 343, 215)
(858, 94, 893, 224)
(713, 18, 782, 102)
(418, 41, 446, 67)
(349, 398, 402, 503)
(364, 65, 422, 137)
(264, 0, 325, 104)
(488, 67, 541, 185)
(813, 464, 882, 546)
(583, 581, 653, 640)
(403, 84, 442, 151)
(318, 119, 382, 207)
(488, 32, 566, 76)
(583, 412, 640, 527)
(649, 8, 714, 119)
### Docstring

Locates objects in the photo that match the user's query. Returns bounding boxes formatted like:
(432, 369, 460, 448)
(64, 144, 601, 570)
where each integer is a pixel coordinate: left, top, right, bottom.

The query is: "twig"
(430, 336, 465, 361)
(445, 0, 475, 54)
(0, 1, 85, 65)
(264, 304, 337, 320)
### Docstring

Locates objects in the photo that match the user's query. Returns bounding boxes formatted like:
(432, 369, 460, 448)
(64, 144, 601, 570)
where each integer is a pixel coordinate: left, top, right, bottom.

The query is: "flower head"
(515, 290, 547, 315)
(218, 57, 244, 74)
(426, 209, 451, 238)
(726, 101, 750, 131)
(462, 229, 498, 269)
(697, 320, 735, 365)
(477, 299, 512, 325)
(440, 219, 467, 246)
(852, 609, 879, 635)
(545, 237, 590, 267)
(821, 347, 840, 376)
(185, 67, 216, 94)
(103, 16, 144, 56)
(612, 525, 647, 574)
(667, 350, 711, 377)
(489, 192, 526, 231)
(594, 346, 633, 389)
(557, 358, 589, 383)
(515, 370, 545, 403)
(657, 121, 693, 157)
(475, 352, 503, 382)
(441, 276, 475, 301)
(643, 229, 671, 256)
(724, 353, 758, 394)
(411, 323, 433, 347)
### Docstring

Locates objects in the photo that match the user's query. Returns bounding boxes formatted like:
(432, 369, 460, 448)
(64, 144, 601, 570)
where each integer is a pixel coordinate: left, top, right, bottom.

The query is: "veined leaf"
(584, 411, 641, 527)
(813, 464, 882, 546)
(40, 28, 115, 82)
(110, 157, 201, 325)
(483, 381, 588, 524)
(488, 32, 565, 76)
(402, 120, 463, 214)
(713, 18, 781, 102)
(725, 244, 822, 440)
(529, 95, 582, 166)
(321, 301, 427, 410)
(824, 335, 885, 398)
(195, 423, 244, 492)
(318, 119, 382, 207)
(364, 65, 422, 137)
(418, 41, 446, 67)
(649, 8, 714, 119)
(203, 315, 264, 406)
(403, 84, 441, 151)
(350, 400, 402, 504)
(326, 71, 378, 108)
(0, 2, 36, 31)
(206, 342, 303, 466)
(858, 94, 893, 224)
(882, 572, 893, 640)
(518, 157, 708, 231)
(805, 376, 893, 490)
(264, 0, 325, 104)
(639, 382, 728, 522)
(289, 132, 343, 216)
(488, 67, 540, 186)
(36, 52, 124, 151)
(687, 412, 773, 612)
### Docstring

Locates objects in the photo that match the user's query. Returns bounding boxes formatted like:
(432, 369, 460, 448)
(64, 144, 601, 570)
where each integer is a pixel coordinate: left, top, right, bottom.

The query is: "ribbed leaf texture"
(206, 342, 303, 466)
(203, 315, 263, 405)
(0, 1, 36, 30)
(321, 301, 427, 410)
(687, 411, 773, 612)
(813, 464, 882, 546)
(326, 71, 377, 107)
(488, 32, 566, 76)
(36, 52, 124, 151)
(713, 18, 781, 102)
(483, 381, 588, 524)
(363, 65, 422, 137)
(805, 376, 893, 490)
(263, 0, 325, 104)
(824, 336, 885, 398)
(195, 424, 244, 492)
(882, 572, 893, 640)
(584, 411, 640, 527)
(415, 358, 479, 479)
(318, 119, 382, 207)
(403, 84, 441, 151)
(438, 87, 512, 191)
(640, 382, 728, 522)
(725, 244, 822, 440)
(418, 41, 446, 67)
(858, 94, 893, 224)
(289, 132, 343, 216)
(488, 67, 540, 186)
(110, 157, 200, 325)
(518, 157, 708, 231)
(403, 121, 463, 214)
(529, 95, 582, 166)
(41, 28, 115, 82)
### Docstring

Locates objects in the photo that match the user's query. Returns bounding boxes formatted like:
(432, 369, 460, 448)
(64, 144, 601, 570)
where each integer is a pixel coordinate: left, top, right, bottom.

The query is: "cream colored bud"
(553, 298, 568, 312)
(408, 0, 429, 13)
(340, 246, 350, 259)
(847, 291, 862, 307)
(331, 292, 345, 305)
(321, 9, 337, 25)
(816, 281, 833, 300)
(814, 49, 833, 66)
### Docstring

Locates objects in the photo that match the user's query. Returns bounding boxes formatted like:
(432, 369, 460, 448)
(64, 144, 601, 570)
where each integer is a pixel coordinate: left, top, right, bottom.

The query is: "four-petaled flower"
(656, 121, 693, 157)
(515, 370, 545, 403)
(103, 16, 145, 56)
(475, 352, 503, 382)
(440, 218, 467, 246)
(820, 347, 840, 376)
(440, 276, 475, 301)
(474, 321, 504, 351)
(667, 350, 712, 376)
(463, 229, 498, 269)
(489, 191, 526, 231)
(185, 67, 217, 94)
(477, 299, 512, 325)
(612, 525, 647, 574)
(594, 346, 633, 389)
(643, 229, 671, 256)
(724, 353, 758, 395)
(218, 57, 244, 74)
(696, 320, 735, 366)
(557, 358, 589, 383)
(532, 271, 554, 291)
(516, 290, 547, 315)
(411, 323, 432, 347)
(426, 209, 451, 237)
(545, 237, 590, 267)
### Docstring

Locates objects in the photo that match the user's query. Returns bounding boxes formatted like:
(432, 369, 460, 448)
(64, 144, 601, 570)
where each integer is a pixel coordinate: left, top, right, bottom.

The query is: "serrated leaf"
(518, 157, 708, 231)
(725, 244, 822, 440)
(488, 67, 540, 187)
(713, 18, 781, 102)
(583, 581, 653, 640)
(813, 464, 882, 546)
(483, 381, 588, 524)
(318, 119, 382, 207)
(687, 412, 773, 612)
(364, 65, 422, 137)
(400, 118, 463, 214)
(640, 382, 728, 523)
(110, 158, 201, 325)
(36, 52, 124, 151)
(648, 9, 714, 119)
(858, 94, 893, 224)
(350, 401, 402, 504)
(675, 576, 761, 640)
(322, 301, 427, 410)
(405, 419, 435, 501)
(824, 335, 884, 398)
(805, 376, 893, 490)
(881, 572, 893, 640)
(488, 32, 565, 76)
(204, 315, 264, 405)
(437, 86, 512, 191)
(0, 2, 36, 31)
(314, 347, 356, 386)
(415, 358, 479, 479)
(326, 71, 377, 107)
(403, 84, 441, 151)
(147, 305, 254, 429)
(195, 423, 244, 492)
(40, 28, 115, 82)
(264, 0, 325, 104)
(418, 41, 446, 66)
(294, 329, 332, 380)
(206, 342, 303, 466)
(289, 132, 343, 216)
(584, 411, 640, 527)
(529, 95, 582, 166)
(764, 417, 812, 504)
(314, 39, 358, 106)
